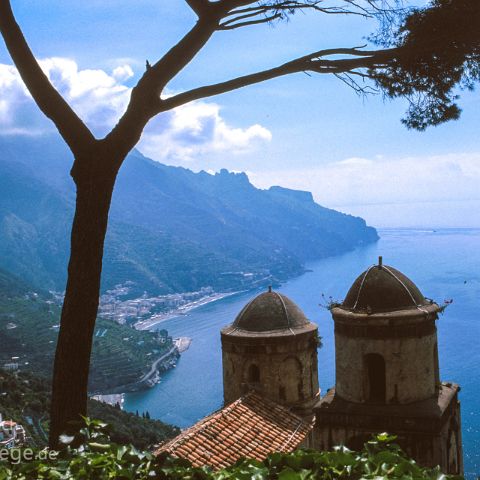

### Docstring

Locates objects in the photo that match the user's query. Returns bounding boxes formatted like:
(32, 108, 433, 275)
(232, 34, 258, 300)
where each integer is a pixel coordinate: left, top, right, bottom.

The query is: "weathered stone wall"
(315, 424, 442, 467)
(331, 307, 440, 404)
(439, 398, 463, 475)
(335, 332, 438, 404)
(314, 385, 463, 475)
(221, 329, 319, 411)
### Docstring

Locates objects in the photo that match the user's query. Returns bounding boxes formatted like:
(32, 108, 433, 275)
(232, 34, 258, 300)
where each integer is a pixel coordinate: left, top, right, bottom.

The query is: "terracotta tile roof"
(156, 392, 313, 470)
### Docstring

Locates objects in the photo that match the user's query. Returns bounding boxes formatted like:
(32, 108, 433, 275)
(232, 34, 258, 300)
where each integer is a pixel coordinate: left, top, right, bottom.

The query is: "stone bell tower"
(314, 258, 463, 474)
(221, 287, 320, 414)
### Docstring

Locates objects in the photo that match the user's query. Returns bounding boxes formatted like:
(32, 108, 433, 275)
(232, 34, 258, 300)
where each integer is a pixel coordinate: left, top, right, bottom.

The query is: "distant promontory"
(0, 135, 378, 296)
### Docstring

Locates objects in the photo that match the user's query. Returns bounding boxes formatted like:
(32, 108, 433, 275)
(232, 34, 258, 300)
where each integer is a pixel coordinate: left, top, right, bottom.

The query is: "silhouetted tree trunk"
(49, 150, 122, 446)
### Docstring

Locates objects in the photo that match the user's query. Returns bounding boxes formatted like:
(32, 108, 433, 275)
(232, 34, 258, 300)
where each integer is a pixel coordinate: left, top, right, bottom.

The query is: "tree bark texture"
(48, 150, 120, 448)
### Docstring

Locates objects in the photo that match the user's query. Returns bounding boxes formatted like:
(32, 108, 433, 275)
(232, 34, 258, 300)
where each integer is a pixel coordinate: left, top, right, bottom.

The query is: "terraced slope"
(0, 268, 177, 392)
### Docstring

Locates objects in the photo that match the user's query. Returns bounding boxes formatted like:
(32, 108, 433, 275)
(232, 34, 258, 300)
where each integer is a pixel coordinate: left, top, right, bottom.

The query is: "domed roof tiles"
(230, 289, 311, 333)
(342, 261, 428, 314)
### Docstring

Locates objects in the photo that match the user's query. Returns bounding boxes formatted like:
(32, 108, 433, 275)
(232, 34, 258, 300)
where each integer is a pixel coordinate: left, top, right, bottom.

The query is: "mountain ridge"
(0, 134, 378, 294)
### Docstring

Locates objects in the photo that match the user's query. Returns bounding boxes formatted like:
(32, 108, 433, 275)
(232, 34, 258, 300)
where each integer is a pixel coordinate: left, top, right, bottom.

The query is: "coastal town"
(73, 283, 239, 330)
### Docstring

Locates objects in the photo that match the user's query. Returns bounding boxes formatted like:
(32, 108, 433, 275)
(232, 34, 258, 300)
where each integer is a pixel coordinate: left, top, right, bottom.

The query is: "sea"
(124, 228, 480, 476)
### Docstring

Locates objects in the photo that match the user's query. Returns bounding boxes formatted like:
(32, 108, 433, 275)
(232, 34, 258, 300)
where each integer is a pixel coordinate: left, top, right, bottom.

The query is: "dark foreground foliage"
(373, 0, 480, 130)
(0, 371, 179, 449)
(0, 419, 463, 480)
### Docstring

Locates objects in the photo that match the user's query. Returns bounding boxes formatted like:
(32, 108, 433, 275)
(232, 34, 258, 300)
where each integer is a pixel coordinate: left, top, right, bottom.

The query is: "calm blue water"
(124, 228, 480, 475)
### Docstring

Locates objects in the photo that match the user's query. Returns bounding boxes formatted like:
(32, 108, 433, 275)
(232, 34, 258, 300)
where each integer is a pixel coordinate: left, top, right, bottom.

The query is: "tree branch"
(0, 0, 95, 155)
(103, 0, 404, 154)
(106, 12, 222, 155)
(217, 0, 404, 31)
(334, 72, 378, 97)
(185, 0, 211, 18)
(220, 9, 271, 28)
(219, 13, 282, 29)
(161, 47, 398, 109)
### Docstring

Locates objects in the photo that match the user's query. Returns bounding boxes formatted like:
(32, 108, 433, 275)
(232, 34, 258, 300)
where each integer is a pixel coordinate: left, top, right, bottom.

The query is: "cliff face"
(0, 135, 378, 294)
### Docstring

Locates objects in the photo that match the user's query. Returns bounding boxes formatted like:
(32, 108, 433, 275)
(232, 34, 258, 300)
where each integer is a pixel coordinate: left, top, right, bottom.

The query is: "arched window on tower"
(247, 364, 260, 383)
(365, 353, 386, 403)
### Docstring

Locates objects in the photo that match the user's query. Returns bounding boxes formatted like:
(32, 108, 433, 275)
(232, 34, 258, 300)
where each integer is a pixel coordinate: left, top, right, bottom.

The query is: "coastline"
(91, 293, 241, 395)
(174, 337, 192, 353)
(91, 291, 231, 399)
(91, 337, 192, 401)
(134, 291, 242, 331)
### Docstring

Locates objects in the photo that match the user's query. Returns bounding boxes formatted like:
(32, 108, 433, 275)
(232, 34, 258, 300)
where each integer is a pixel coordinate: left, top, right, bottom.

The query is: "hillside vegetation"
(0, 135, 378, 295)
(0, 268, 177, 392)
(0, 370, 179, 449)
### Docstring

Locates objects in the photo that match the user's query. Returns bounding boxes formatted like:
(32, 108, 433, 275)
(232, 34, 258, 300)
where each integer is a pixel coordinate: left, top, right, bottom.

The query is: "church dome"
(231, 288, 310, 333)
(342, 259, 428, 314)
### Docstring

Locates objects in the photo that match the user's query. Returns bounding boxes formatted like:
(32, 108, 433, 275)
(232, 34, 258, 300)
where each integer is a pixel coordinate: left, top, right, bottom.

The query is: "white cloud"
(0, 64, 31, 129)
(0, 57, 271, 160)
(112, 65, 134, 82)
(249, 153, 480, 227)
(0, 58, 131, 136)
(138, 100, 272, 162)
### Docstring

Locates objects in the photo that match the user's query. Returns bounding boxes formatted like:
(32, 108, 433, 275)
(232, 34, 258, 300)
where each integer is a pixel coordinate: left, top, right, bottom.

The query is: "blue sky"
(1, 1, 480, 227)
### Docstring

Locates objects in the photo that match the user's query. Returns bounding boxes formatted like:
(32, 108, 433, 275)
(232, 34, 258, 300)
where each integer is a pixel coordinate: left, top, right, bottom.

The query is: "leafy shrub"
(0, 420, 463, 480)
